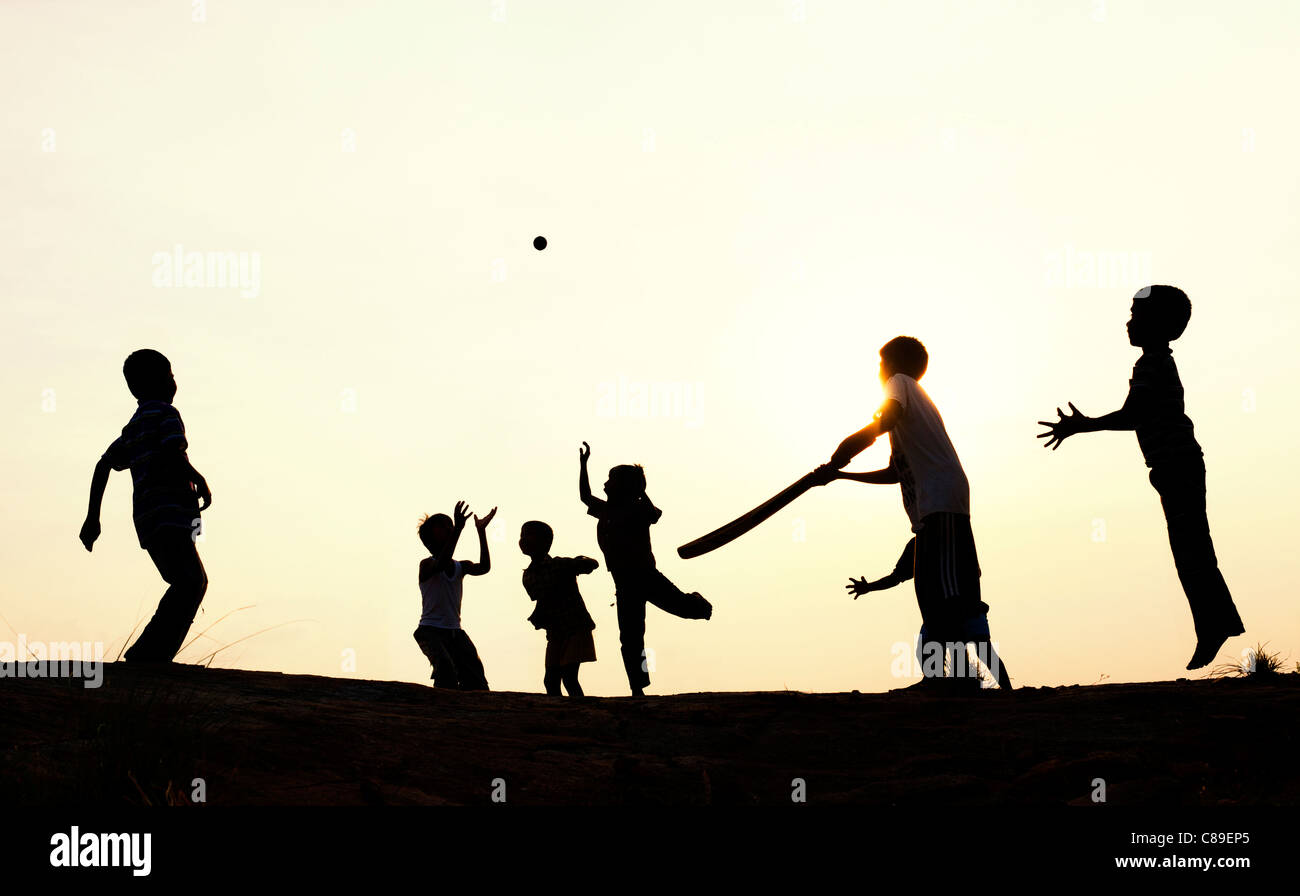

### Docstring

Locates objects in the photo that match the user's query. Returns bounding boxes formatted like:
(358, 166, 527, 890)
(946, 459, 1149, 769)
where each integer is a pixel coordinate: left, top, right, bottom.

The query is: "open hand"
(474, 506, 497, 532)
(453, 501, 472, 528)
(1037, 402, 1088, 450)
(579, 441, 591, 465)
(845, 576, 873, 598)
(79, 517, 100, 552)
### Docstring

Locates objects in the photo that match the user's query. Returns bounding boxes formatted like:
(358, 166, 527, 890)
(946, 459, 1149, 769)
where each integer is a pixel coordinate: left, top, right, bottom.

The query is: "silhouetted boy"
(79, 349, 211, 663)
(846, 538, 1011, 689)
(1038, 285, 1245, 669)
(815, 336, 1009, 688)
(519, 521, 598, 697)
(578, 442, 711, 696)
(413, 501, 495, 690)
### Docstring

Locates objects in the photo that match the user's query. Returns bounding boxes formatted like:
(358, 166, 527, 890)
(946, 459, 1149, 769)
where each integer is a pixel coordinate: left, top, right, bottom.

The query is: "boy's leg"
(641, 569, 712, 620)
(414, 627, 459, 687)
(449, 630, 489, 691)
(969, 638, 1012, 690)
(560, 663, 584, 697)
(615, 587, 651, 694)
(1151, 465, 1245, 668)
(125, 529, 208, 663)
(543, 667, 562, 696)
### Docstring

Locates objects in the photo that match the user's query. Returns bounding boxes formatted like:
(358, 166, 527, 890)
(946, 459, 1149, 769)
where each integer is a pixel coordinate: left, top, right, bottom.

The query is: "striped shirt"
(102, 400, 200, 548)
(1122, 347, 1203, 469)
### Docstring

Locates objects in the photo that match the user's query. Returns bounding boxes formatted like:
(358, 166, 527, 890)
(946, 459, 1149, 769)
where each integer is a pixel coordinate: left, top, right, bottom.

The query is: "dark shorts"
(413, 625, 489, 691)
(913, 512, 988, 631)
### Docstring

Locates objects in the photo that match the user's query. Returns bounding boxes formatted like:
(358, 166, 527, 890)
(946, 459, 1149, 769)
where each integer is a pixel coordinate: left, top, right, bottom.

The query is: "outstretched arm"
(833, 467, 901, 485)
(79, 454, 113, 551)
(430, 501, 470, 575)
(845, 539, 915, 597)
(830, 401, 902, 468)
(463, 507, 497, 576)
(578, 441, 599, 508)
(1038, 402, 1135, 450)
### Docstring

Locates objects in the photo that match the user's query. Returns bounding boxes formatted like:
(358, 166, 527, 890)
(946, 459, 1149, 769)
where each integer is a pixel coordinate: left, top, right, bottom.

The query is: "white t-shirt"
(419, 560, 465, 629)
(882, 373, 970, 531)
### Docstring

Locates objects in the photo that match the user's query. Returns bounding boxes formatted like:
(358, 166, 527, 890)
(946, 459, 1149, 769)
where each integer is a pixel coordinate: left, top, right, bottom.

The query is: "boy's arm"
(430, 501, 470, 575)
(832, 467, 901, 485)
(829, 401, 902, 468)
(578, 441, 604, 512)
(185, 460, 212, 511)
(462, 507, 497, 576)
(79, 451, 115, 551)
(573, 555, 599, 575)
(1038, 402, 1136, 450)
(845, 539, 915, 597)
(639, 493, 664, 524)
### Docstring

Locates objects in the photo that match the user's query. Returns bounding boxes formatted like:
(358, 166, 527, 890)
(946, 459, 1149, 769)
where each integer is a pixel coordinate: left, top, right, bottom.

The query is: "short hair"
(1133, 285, 1191, 341)
(879, 336, 928, 379)
(417, 513, 453, 548)
(123, 349, 172, 399)
(608, 464, 646, 492)
(521, 520, 554, 552)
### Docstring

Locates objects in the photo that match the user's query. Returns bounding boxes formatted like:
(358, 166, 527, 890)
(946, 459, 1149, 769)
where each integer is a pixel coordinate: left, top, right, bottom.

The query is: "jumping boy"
(79, 349, 211, 664)
(846, 538, 1012, 689)
(519, 520, 599, 697)
(814, 336, 1010, 688)
(578, 442, 711, 696)
(1037, 285, 1245, 670)
(413, 501, 496, 690)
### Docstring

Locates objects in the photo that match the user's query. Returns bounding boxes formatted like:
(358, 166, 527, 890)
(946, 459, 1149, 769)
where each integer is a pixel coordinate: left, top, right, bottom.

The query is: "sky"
(2, 0, 1297, 695)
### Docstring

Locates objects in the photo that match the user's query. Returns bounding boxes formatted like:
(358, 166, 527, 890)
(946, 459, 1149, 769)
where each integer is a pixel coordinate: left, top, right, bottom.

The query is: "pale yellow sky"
(2, 1, 1297, 694)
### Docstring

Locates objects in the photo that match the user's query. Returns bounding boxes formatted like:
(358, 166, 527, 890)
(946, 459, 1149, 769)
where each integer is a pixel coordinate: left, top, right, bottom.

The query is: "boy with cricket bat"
(814, 336, 1011, 689)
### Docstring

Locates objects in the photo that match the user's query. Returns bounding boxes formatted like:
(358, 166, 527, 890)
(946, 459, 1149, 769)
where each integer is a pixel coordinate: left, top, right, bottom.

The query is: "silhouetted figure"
(578, 442, 711, 696)
(413, 502, 495, 690)
(847, 539, 1012, 689)
(519, 521, 598, 697)
(1038, 285, 1245, 670)
(79, 350, 210, 663)
(814, 336, 1011, 689)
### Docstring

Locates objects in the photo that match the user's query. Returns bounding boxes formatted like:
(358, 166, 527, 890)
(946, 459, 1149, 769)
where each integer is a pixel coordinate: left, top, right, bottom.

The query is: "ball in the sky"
(533, 236, 547, 251)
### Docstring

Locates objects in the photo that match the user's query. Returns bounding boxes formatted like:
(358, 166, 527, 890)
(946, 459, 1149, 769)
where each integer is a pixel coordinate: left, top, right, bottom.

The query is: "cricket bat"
(677, 469, 828, 559)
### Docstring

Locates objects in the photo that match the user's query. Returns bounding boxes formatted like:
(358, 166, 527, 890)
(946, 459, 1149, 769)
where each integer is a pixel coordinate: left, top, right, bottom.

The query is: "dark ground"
(3, 663, 1297, 805)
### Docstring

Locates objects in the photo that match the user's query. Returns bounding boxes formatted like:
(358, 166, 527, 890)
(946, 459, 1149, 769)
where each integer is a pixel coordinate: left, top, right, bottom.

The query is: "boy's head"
(123, 349, 177, 402)
(604, 464, 646, 501)
(417, 512, 454, 554)
(1128, 285, 1191, 347)
(519, 520, 553, 557)
(878, 336, 928, 383)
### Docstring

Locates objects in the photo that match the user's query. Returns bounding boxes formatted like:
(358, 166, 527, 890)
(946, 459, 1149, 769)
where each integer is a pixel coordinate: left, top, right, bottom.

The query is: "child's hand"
(453, 501, 472, 528)
(1037, 402, 1088, 450)
(79, 517, 100, 552)
(191, 473, 212, 511)
(811, 464, 839, 486)
(474, 507, 497, 532)
(579, 441, 591, 465)
(845, 576, 873, 598)
(576, 555, 599, 574)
